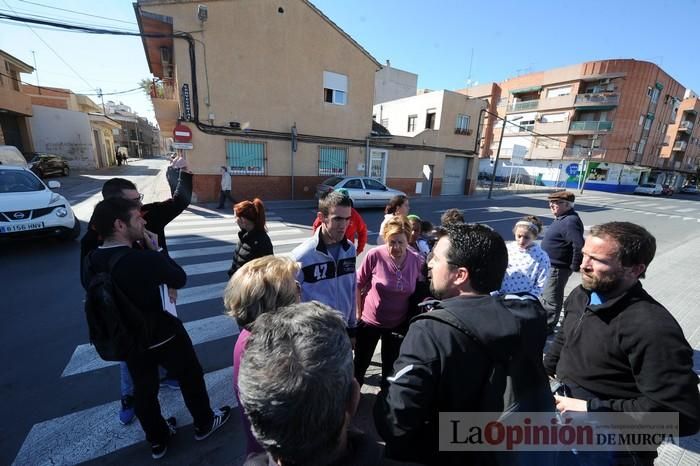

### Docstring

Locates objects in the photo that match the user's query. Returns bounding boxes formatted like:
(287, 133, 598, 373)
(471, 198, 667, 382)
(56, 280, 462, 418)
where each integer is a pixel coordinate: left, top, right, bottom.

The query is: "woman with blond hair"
(225, 255, 300, 457)
(499, 215, 551, 297)
(355, 215, 424, 388)
(227, 198, 273, 277)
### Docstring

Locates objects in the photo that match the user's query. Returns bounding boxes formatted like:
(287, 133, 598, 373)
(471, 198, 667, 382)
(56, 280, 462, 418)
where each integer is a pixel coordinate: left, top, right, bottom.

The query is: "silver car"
(315, 176, 406, 208)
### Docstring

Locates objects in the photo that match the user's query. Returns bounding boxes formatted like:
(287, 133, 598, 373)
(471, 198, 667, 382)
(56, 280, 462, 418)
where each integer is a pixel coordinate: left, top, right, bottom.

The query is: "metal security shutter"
(441, 156, 468, 195)
(319, 146, 347, 176)
(226, 140, 265, 175)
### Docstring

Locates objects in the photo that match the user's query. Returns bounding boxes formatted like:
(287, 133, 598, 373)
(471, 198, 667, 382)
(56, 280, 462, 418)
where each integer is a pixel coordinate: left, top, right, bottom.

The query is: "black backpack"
(83, 249, 150, 361)
(413, 294, 555, 418)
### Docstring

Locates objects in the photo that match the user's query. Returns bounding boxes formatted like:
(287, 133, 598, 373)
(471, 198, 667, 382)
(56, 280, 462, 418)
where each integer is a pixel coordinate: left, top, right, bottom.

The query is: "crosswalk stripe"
(14, 367, 237, 466)
(183, 260, 231, 275)
(167, 227, 305, 245)
(61, 316, 239, 377)
(167, 224, 306, 236)
(169, 238, 303, 260)
(675, 208, 695, 213)
(166, 218, 287, 230)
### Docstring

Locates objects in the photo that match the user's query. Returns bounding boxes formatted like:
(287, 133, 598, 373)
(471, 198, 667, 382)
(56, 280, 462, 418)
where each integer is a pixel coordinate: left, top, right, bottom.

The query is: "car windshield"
(0, 169, 45, 193)
(322, 176, 344, 186)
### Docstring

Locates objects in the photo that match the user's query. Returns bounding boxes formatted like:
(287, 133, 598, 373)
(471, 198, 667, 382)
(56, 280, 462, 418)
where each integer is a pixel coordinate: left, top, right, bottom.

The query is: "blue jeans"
(120, 362, 134, 398)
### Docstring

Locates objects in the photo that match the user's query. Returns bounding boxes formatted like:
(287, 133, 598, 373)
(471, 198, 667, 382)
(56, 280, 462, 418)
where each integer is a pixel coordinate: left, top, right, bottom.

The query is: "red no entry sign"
(173, 124, 192, 142)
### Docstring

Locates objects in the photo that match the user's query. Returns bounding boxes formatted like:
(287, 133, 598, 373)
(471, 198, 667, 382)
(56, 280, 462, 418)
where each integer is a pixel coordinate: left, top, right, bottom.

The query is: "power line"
(1, 0, 94, 90)
(0, 70, 143, 96)
(0, 7, 137, 32)
(18, 0, 137, 25)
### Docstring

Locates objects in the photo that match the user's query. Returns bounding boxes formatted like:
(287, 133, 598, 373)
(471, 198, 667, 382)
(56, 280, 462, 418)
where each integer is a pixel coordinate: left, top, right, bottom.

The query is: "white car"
(0, 165, 80, 240)
(633, 183, 663, 196)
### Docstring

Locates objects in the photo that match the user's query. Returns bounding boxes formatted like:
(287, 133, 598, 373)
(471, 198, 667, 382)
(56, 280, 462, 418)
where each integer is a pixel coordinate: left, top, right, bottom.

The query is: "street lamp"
(487, 113, 522, 199)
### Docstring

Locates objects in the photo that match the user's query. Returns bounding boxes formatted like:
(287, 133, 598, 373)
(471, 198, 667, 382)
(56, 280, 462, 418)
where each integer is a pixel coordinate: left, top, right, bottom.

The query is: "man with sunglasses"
(80, 169, 192, 425)
(541, 190, 584, 334)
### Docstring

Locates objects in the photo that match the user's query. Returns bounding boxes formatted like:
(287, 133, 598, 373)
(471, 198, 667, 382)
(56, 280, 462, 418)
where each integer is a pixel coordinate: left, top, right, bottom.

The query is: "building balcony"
(679, 120, 694, 132)
(569, 120, 613, 134)
(673, 140, 688, 151)
(0, 86, 32, 116)
(507, 100, 539, 112)
(533, 120, 570, 134)
(563, 147, 606, 159)
(149, 79, 179, 135)
(573, 93, 620, 109)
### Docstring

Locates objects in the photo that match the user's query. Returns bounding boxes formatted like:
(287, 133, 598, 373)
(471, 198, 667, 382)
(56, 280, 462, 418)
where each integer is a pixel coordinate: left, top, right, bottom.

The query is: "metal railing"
(569, 120, 613, 132)
(574, 93, 620, 106)
(673, 141, 688, 151)
(563, 147, 606, 159)
(508, 100, 539, 112)
(149, 78, 176, 100)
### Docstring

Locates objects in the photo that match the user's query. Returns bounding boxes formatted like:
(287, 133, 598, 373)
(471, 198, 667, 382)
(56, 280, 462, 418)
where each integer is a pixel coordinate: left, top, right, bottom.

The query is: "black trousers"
(217, 190, 235, 208)
(353, 320, 404, 388)
(126, 327, 214, 444)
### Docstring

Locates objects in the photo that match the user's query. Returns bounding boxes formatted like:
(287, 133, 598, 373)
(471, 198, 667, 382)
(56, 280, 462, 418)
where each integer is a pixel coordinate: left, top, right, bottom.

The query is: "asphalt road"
(2, 158, 699, 465)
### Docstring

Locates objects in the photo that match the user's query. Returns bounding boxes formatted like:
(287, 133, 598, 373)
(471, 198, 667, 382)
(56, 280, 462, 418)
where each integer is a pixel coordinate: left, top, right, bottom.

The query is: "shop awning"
(510, 86, 542, 94)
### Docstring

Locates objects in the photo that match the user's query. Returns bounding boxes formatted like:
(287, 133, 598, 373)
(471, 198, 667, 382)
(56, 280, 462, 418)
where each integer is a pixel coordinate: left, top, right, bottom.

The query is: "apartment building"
(462, 59, 692, 192)
(0, 50, 34, 153)
(372, 90, 486, 195)
(659, 91, 700, 184)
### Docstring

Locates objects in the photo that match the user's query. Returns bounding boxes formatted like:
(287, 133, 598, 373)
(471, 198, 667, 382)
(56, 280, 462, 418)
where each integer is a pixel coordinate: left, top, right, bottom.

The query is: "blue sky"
(1, 0, 699, 125)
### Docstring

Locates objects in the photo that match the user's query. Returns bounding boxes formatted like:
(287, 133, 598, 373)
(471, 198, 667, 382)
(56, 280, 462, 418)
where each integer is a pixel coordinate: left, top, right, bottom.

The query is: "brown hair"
(385, 195, 408, 215)
(512, 215, 543, 237)
(382, 215, 412, 242)
(234, 198, 267, 231)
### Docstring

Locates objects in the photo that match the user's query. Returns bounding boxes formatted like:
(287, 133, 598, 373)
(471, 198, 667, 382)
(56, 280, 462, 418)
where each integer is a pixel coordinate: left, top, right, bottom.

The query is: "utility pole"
(31, 50, 41, 95)
(96, 88, 105, 114)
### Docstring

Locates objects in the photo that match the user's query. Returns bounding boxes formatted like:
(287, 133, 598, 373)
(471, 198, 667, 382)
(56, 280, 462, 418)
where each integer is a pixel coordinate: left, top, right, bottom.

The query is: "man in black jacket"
(544, 221, 700, 464)
(80, 171, 192, 425)
(541, 190, 584, 332)
(374, 223, 552, 465)
(85, 198, 230, 459)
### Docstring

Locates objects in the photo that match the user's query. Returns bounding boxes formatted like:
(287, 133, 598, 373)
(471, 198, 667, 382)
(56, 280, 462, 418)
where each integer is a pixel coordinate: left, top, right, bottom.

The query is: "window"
(425, 110, 436, 129)
(319, 146, 347, 176)
(639, 115, 644, 126)
(226, 140, 265, 175)
(540, 112, 567, 123)
(650, 88, 660, 104)
(380, 118, 389, 128)
(323, 71, 347, 105)
(637, 138, 646, 154)
(644, 117, 652, 131)
(344, 178, 363, 189)
(456, 114, 470, 131)
(518, 120, 535, 132)
(546, 86, 571, 98)
(407, 115, 417, 132)
(364, 178, 386, 190)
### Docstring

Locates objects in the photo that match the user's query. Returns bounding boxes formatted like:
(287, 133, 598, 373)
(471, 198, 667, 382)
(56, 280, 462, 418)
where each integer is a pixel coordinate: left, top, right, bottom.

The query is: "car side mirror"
(48, 180, 61, 189)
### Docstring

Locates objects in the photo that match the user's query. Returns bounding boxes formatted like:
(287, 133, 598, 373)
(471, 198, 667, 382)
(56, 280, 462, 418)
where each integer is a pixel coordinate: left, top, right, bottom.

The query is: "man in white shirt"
(217, 166, 235, 210)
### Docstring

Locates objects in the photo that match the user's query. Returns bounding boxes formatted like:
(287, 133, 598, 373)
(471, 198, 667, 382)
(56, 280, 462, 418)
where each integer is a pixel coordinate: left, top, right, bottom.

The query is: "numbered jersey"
(291, 229, 357, 330)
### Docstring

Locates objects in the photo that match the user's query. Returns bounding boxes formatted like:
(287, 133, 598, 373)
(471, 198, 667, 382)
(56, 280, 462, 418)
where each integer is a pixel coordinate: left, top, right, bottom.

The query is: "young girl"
(499, 215, 551, 297)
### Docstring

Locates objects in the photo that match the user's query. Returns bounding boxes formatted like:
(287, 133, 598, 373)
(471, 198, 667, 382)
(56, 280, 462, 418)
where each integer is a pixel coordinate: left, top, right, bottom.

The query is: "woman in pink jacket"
(355, 215, 424, 389)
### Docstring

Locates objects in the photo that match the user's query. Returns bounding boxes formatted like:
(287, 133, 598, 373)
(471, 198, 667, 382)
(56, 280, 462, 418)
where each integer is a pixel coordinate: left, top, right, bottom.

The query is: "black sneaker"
(194, 406, 231, 441)
(151, 417, 177, 460)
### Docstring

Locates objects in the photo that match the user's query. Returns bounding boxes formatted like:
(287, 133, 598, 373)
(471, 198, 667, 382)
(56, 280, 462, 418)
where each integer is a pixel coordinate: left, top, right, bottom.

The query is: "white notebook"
(160, 284, 178, 317)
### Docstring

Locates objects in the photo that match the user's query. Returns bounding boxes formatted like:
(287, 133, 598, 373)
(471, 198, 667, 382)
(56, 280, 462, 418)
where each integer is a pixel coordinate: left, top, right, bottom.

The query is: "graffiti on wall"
(45, 143, 91, 161)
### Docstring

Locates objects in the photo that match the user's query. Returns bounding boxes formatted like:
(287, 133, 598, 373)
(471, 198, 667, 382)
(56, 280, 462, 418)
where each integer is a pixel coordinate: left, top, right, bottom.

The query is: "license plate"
(0, 222, 45, 233)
